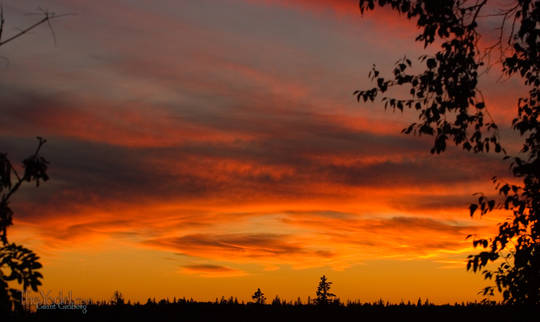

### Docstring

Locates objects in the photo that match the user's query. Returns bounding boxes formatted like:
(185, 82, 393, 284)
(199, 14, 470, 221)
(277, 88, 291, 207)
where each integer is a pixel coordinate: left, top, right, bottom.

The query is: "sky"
(0, 0, 525, 304)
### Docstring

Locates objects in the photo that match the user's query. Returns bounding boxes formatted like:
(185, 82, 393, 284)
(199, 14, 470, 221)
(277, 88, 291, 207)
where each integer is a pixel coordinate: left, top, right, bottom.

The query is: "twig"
(0, 9, 74, 48)
(1, 138, 46, 203)
(0, 4, 5, 42)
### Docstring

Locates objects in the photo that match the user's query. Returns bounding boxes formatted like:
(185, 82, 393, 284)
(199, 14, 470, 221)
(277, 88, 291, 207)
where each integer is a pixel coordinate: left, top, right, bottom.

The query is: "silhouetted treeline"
(11, 296, 539, 322)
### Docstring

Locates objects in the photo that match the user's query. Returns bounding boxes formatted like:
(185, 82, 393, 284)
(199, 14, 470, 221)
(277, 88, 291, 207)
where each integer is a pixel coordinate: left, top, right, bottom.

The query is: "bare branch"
(0, 4, 4, 42)
(0, 9, 74, 48)
(0, 13, 49, 47)
(470, 0, 488, 27)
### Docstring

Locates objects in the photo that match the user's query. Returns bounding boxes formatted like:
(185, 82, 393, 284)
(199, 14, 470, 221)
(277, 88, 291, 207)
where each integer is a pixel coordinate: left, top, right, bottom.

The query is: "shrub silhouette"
(0, 138, 49, 313)
(0, 5, 66, 315)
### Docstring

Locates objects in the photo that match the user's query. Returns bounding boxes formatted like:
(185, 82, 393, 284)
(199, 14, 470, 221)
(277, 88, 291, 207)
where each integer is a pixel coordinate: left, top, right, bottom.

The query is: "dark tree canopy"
(355, 0, 539, 304)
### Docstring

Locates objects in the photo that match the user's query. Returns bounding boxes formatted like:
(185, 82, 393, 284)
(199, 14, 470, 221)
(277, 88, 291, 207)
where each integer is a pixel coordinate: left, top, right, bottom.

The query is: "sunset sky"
(1, 0, 525, 304)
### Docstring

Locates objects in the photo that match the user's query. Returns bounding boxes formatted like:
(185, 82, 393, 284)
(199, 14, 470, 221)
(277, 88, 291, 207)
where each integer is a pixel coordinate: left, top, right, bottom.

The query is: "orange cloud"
(181, 264, 247, 278)
(2, 0, 522, 304)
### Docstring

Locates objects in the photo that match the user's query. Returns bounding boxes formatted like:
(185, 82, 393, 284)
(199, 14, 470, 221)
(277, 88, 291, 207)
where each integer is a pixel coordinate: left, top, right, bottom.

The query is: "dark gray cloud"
(0, 75, 510, 228)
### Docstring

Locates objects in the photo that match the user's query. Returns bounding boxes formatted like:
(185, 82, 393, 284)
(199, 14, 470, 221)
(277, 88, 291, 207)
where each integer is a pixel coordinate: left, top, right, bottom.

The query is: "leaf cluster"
(356, 0, 539, 304)
(0, 138, 49, 313)
(355, 0, 502, 154)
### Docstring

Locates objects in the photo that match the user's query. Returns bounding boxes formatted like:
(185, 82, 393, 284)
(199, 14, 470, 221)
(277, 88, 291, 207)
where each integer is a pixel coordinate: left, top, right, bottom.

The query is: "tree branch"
(0, 14, 49, 47)
(0, 4, 5, 43)
(0, 9, 73, 48)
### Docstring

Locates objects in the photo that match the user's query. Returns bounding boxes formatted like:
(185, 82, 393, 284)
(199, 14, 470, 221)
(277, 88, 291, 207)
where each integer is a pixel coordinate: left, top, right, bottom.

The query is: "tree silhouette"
(0, 5, 67, 315)
(252, 288, 266, 304)
(112, 290, 125, 305)
(271, 295, 282, 306)
(0, 138, 49, 313)
(17, 294, 536, 322)
(355, 0, 539, 304)
(315, 275, 335, 305)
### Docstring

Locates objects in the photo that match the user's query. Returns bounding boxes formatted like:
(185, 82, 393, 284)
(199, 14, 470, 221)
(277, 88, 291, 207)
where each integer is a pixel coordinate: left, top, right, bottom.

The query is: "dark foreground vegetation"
(7, 300, 539, 322)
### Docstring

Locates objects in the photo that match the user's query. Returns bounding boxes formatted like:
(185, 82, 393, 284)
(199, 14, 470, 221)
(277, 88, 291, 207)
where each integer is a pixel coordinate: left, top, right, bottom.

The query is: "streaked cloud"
(181, 264, 246, 277)
(1, 0, 520, 301)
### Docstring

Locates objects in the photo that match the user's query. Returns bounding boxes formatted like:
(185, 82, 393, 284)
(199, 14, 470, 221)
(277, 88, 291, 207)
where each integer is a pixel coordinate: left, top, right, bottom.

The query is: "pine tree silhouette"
(315, 275, 336, 305)
(252, 288, 266, 305)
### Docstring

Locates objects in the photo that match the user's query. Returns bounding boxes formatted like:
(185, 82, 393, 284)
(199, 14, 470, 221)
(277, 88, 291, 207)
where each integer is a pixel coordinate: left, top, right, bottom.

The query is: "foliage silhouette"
(0, 138, 49, 313)
(0, 5, 66, 315)
(112, 290, 125, 306)
(13, 295, 538, 322)
(252, 288, 266, 304)
(315, 275, 336, 305)
(355, 0, 539, 305)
